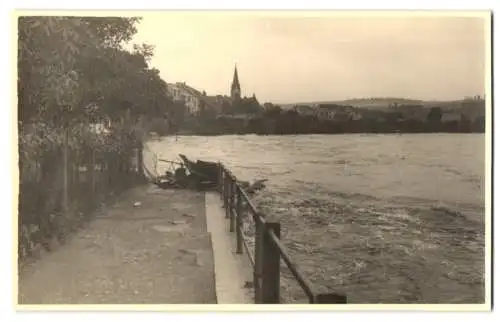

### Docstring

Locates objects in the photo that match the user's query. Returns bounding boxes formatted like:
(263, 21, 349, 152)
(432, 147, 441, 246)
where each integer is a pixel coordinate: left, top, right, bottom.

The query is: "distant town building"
(293, 105, 316, 116)
(350, 110, 363, 121)
(231, 65, 241, 100)
(393, 104, 428, 122)
(263, 102, 275, 110)
(460, 98, 485, 123)
(314, 104, 362, 121)
(166, 82, 203, 115)
(166, 64, 261, 117)
(212, 64, 261, 115)
(316, 104, 343, 120)
(200, 94, 226, 115)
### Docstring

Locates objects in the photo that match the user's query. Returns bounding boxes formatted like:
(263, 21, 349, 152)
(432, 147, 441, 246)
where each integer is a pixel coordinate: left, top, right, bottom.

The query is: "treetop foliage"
(18, 16, 171, 161)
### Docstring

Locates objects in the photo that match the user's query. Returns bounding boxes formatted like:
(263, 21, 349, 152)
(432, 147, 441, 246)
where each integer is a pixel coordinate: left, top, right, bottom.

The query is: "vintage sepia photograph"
(15, 11, 490, 307)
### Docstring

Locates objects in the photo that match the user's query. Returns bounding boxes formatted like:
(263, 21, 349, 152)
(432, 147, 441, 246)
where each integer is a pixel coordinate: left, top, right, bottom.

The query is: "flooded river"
(144, 133, 486, 304)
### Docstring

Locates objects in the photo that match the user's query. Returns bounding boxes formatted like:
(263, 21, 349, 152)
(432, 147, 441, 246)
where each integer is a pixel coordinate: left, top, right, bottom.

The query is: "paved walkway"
(205, 192, 254, 304)
(18, 186, 217, 304)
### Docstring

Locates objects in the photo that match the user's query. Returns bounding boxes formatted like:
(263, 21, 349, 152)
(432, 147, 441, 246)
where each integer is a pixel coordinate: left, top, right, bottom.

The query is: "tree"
(18, 16, 179, 259)
(263, 105, 282, 118)
(18, 16, 171, 127)
(221, 100, 232, 114)
(275, 109, 300, 134)
(18, 17, 90, 124)
(472, 115, 485, 132)
(81, 17, 141, 48)
(427, 107, 443, 124)
(168, 100, 188, 131)
(199, 101, 216, 121)
(17, 15, 179, 174)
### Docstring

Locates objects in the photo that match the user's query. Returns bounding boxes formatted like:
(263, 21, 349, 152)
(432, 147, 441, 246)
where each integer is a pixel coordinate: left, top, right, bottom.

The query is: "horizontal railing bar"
(158, 159, 183, 165)
(241, 235, 255, 267)
(268, 229, 315, 303)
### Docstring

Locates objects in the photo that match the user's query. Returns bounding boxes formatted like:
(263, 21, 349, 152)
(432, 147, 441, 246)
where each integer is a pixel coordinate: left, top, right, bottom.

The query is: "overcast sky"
(131, 12, 489, 104)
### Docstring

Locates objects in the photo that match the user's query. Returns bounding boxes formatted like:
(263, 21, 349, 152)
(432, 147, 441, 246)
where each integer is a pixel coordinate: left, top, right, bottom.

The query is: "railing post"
(225, 175, 230, 219)
(254, 217, 264, 303)
(229, 180, 235, 232)
(62, 128, 69, 215)
(236, 188, 243, 254)
(313, 293, 347, 304)
(218, 163, 224, 199)
(89, 148, 96, 209)
(217, 163, 221, 195)
(137, 143, 145, 182)
(223, 173, 228, 213)
(261, 222, 281, 304)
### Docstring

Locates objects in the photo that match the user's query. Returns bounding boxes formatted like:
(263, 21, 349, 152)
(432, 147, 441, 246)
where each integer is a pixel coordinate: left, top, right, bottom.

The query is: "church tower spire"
(231, 64, 241, 100)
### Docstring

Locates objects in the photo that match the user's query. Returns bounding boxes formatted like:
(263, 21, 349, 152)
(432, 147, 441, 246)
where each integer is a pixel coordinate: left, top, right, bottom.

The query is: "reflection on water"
(145, 133, 485, 303)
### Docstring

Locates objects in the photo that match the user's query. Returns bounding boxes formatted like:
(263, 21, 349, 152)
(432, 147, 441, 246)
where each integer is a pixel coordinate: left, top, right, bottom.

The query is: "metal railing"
(218, 163, 347, 304)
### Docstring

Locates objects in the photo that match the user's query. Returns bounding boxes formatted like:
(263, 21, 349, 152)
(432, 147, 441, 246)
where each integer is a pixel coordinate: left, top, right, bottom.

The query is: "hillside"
(277, 98, 474, 110)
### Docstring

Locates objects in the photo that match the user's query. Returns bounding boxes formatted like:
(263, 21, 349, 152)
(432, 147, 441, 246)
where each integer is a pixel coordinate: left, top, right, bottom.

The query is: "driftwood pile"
(237, 179, 268, 195)
(152, 155, 268, 194)
(154, 172, 268, 194)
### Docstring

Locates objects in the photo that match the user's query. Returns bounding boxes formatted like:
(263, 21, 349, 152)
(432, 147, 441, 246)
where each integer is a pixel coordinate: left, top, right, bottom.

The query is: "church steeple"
(231, 64, 241, 100)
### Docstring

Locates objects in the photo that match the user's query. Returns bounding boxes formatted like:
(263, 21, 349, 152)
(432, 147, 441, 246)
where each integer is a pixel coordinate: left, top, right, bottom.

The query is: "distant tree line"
(177, 104, 485, 135)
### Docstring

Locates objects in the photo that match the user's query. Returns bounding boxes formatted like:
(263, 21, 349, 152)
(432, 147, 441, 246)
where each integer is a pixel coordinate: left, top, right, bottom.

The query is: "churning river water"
(144, 134, 486, 304)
